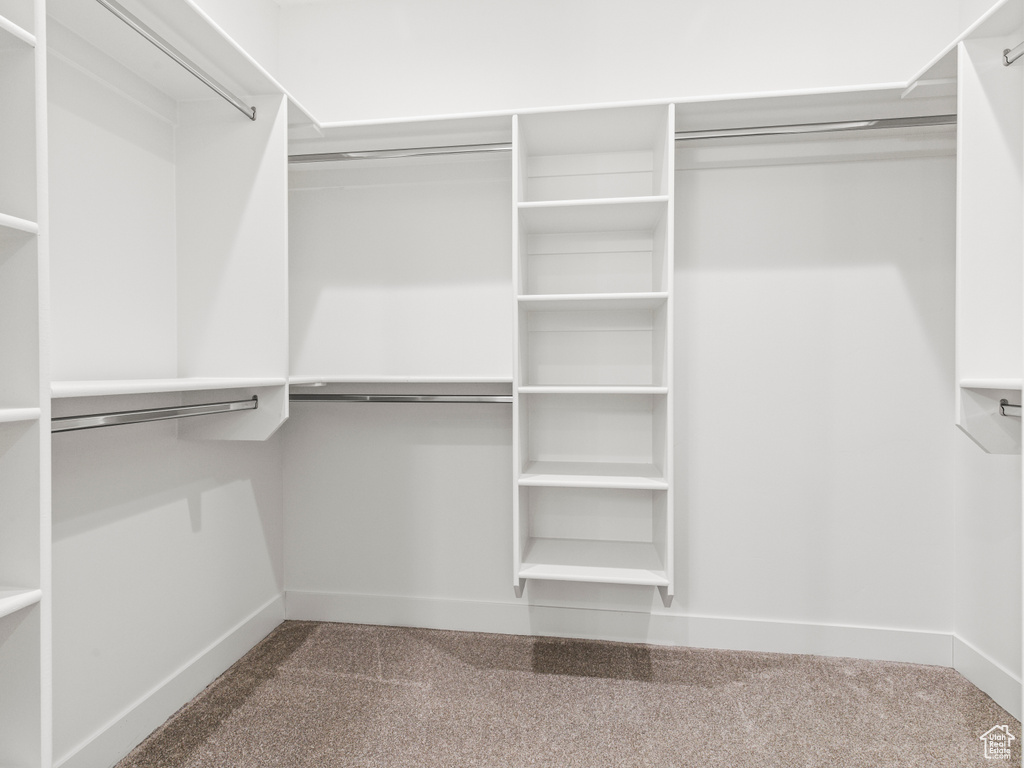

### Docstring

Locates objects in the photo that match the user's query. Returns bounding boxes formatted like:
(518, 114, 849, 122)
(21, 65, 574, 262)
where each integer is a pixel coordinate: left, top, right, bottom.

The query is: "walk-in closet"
(1, 0, 1022, 765)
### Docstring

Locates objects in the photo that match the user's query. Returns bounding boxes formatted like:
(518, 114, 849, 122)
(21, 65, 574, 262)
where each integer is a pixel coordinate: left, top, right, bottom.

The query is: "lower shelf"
(519, 538, 669, 586)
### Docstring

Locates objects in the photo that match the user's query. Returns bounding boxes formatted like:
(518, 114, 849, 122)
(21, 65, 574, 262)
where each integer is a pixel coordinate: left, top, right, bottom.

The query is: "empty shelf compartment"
(519, 539, 669, 586)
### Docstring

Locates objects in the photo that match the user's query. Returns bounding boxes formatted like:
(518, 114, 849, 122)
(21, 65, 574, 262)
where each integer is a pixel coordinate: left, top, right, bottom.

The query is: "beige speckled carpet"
(116, 621, 1019, 767)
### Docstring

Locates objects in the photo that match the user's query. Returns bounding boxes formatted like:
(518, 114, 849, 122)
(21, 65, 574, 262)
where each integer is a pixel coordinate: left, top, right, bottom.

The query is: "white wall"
(953, 431, 1022, 677)
(673, 154, 956, 631)
(277, 0, 962, 124)
(51, 413, 283, 766)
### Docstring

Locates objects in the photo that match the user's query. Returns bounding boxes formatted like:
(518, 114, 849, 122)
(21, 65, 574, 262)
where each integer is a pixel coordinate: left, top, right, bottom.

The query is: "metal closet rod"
(999, 399, 1021, 417)
(290, 393, 512, 404)
(288, 114, 956, 163)
(1005, 41, 1024, 66)
(52, 396, 259, 433)
(93, 0, 256, 121)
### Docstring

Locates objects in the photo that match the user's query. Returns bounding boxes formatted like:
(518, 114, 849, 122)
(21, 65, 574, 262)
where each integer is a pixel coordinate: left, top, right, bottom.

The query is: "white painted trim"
(55, 595, 284, 768)
(285, 590, 953, 667)
(953, 635, 1022, 720)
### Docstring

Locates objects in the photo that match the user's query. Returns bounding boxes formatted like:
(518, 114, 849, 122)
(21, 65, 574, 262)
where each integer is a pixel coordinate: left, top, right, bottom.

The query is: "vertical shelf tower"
(953, 21, 1024, 454)
(0, 0, 49, 765)
(512, 104, 675, 605)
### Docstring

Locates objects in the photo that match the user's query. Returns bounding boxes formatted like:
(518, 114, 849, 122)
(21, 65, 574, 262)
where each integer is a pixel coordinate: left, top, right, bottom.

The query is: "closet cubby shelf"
(959, 378, 1023, 390)
(0, 212, 37, 239)
(518, 293, 668, 310)
(519, 461, 668, 489)
(0, 13, 35, 48)
(51, 377, 287, 399)
(290, 376, 513, 385)
(518, 197, 668, 234)
(0, 407, 40, 424)
(518, 386, 668, 395)
(519, 539, 669, 586)
(0, 589, 41, 621)
(517, 195, 669, 209)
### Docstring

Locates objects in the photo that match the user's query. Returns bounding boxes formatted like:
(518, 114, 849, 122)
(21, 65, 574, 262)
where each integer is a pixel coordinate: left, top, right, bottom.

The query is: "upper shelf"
(51, 377, 287, 399)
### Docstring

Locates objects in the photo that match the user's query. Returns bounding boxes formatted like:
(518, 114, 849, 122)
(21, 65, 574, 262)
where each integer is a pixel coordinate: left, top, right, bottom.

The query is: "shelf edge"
(0, 407, 41, 424)
(51, 377, 287, 398)
(0, 14, 36, 47)
(0, 588, 42, 621)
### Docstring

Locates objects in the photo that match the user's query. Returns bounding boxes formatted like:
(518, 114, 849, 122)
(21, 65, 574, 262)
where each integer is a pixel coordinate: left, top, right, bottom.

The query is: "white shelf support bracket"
(514, 579, 526, 599)
(658, 586, 673, 608)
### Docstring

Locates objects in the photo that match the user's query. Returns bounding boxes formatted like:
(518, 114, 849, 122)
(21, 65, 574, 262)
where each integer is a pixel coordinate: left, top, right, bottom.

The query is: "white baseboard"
(953, 635, 1022, 720)
(285, 590, 953, 667)
(56, 594, 285, 768)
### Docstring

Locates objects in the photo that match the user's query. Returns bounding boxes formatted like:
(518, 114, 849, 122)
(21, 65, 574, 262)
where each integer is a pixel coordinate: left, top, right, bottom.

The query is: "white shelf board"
(0, 589, 41, 621)
(519, 385, 668, 395)
(0, 407, 40, 424)
(290, 375, 513, 386)
(518, 197, 668, 234)
(518, 293, 668, 311)
(51, 377, 287, 398)
(0, 13, 35, 48)
(0, 212, 38, 241)
(519, 538, 668, 586)
(519, 461, 668, 489)
(960, 378, 1023, 390)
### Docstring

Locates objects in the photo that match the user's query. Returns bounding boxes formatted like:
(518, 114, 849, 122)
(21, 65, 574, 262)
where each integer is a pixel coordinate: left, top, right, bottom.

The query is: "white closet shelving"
(44, 0, 290, 440)
(0, 0, 47, 764)
(512, 104, 675, 602)
(910, 0, 1024, 453)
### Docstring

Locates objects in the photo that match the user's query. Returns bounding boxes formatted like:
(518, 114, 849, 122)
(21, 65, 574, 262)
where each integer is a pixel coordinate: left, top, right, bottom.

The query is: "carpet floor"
(115, 621, 1019, 767)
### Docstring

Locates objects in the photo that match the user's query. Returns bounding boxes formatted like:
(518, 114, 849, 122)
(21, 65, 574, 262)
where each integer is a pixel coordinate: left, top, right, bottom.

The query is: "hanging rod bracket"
(52, 396, 259, 433)
(999, 399, 1021, 418)
(1004, 41, 1024, 66)
(93, 0, 257, 120)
